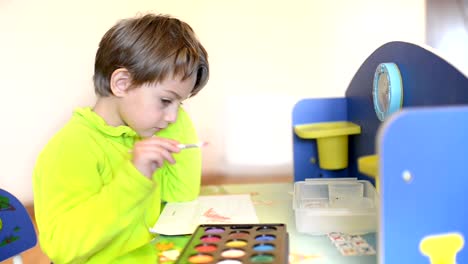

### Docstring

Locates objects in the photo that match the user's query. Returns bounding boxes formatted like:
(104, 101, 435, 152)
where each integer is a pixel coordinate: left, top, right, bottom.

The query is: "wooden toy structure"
(292, 41, 468, 263)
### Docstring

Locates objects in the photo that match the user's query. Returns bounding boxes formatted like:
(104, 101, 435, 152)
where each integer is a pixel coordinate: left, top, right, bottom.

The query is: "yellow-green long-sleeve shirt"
(33, 107, 201, 264)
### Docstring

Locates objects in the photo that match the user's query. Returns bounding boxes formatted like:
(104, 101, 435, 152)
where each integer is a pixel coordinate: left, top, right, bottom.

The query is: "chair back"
(0, 189, 37, 262)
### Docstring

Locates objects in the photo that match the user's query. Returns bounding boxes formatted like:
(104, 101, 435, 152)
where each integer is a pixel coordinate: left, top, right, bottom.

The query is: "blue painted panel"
(292, 98, 350, 181)
(345, 41, 468, 180)
(0, 189, 37, 261)
(379, 107, 468, 264)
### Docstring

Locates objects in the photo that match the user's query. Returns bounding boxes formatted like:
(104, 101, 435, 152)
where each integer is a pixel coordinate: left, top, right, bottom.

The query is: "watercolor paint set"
(175, 223, 289, 264)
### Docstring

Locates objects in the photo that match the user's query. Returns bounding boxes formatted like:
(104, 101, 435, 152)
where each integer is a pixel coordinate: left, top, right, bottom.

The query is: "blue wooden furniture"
(292, 41, 468, 183)
(346, 41, 468, 181)
(0, 189, 37, 263)
(292, 98, 350, 180)
(292, 41, 468, 263)
(379, 106, 468, 263)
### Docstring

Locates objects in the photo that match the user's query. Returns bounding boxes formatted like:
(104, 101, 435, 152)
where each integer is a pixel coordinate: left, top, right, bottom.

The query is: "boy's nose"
(164, 108, 178, 124)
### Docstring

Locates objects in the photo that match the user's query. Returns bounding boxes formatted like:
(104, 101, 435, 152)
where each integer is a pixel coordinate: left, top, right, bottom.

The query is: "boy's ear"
(110, 68, 131, 97)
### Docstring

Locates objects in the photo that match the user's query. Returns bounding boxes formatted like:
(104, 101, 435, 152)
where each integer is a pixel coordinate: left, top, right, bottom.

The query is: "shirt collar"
(73, 107, 139, 138)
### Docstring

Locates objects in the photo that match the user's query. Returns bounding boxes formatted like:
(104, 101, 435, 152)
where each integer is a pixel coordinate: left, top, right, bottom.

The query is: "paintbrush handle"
(178, 142, 207, 149)
(178, 143, 199, 149)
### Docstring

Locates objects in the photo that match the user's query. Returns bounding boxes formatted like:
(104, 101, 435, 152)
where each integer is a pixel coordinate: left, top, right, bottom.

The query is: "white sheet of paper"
(149, 194, 259, 235)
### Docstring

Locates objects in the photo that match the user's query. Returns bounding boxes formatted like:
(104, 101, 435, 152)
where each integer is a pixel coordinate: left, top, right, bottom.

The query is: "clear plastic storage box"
(293, 178, 378, 235)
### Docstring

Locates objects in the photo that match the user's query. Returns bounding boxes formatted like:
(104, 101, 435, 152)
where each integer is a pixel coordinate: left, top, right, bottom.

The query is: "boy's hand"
(131, 137, 180, 179)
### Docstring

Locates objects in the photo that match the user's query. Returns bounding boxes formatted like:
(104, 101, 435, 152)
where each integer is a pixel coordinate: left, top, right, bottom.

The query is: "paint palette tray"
(175, 223, 288, 264)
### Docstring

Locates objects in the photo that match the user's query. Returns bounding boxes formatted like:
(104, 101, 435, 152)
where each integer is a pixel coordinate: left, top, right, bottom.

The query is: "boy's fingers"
(151, 136, 179, 143)
(135, 146, 176, 164)
(149, 136, 179, 145)
(159, 149, 176, 164)
(136, 138, 180, 153)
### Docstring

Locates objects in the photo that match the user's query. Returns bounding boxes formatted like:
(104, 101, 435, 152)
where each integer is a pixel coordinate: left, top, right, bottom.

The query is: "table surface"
(153, 182, 377, 264)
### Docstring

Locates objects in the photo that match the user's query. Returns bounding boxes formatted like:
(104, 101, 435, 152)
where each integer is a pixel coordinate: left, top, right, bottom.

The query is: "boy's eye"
(161, 98, 172, 105)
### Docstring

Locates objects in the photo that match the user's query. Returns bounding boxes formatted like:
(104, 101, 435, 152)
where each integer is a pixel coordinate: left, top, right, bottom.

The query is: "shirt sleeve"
(154, 107, 202, 202)
(33, 127, 156, 263)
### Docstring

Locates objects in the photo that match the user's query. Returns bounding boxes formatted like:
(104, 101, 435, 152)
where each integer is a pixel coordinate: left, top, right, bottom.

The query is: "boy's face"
(119, 74, 196, 138)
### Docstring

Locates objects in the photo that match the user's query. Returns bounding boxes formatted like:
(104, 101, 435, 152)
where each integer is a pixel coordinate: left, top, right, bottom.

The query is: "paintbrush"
(177, 141, 208, 150)
(128, 141, 208, 153)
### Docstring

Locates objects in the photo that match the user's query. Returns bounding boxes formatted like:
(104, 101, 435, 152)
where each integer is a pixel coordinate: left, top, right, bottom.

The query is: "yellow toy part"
(0, 217, 2, 231)
(294, 121, 361, 170)
(419, 232, 465, 264)
(357, 154, 379, 190)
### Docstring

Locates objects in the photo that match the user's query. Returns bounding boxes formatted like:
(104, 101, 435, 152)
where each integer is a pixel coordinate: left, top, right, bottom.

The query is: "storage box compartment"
(293, 178, 378, 235)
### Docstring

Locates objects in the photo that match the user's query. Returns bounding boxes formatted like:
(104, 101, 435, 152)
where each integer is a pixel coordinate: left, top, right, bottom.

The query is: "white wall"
(0, 0, 425, 204)
(426, 0, 468, 75)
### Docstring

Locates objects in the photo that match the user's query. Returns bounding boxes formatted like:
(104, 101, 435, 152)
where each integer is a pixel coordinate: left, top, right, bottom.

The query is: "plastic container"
(293, 178, 378, 235)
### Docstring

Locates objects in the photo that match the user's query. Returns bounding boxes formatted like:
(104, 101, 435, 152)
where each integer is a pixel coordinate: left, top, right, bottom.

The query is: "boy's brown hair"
(93, 14, 209, 97)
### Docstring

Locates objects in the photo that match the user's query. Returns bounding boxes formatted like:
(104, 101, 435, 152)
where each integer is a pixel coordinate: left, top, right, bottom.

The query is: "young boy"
(33, 14, 209, 263)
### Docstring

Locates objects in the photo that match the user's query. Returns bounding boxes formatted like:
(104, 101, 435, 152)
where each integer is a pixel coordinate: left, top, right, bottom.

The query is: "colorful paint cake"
(176, 223, 288, 264)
